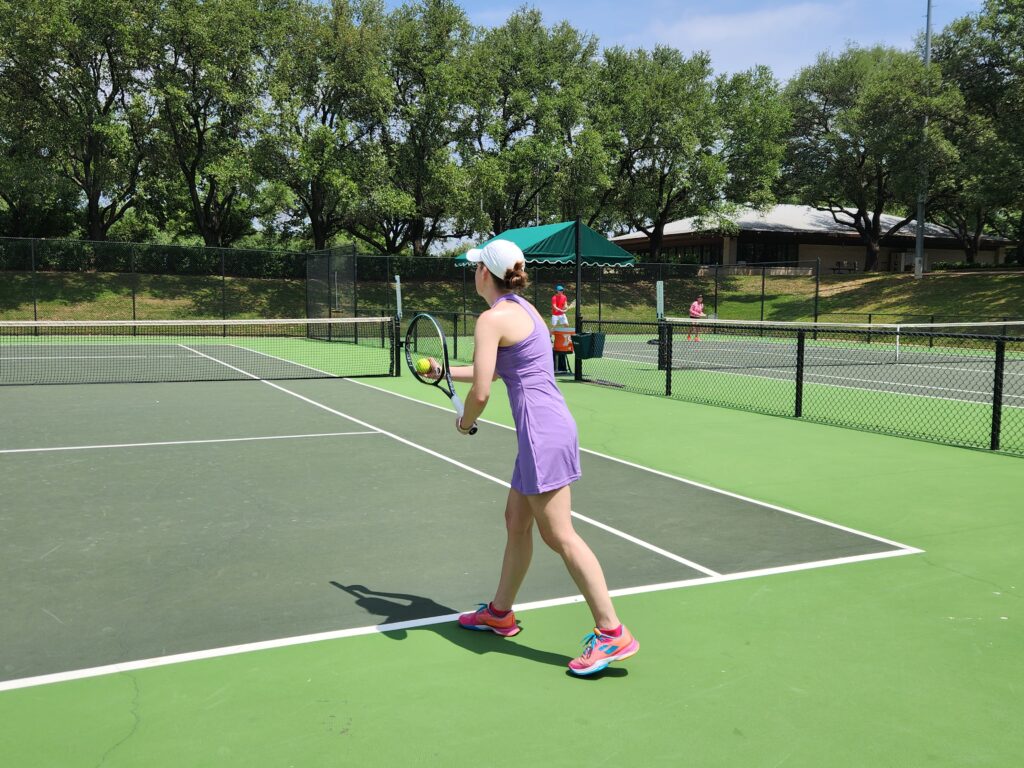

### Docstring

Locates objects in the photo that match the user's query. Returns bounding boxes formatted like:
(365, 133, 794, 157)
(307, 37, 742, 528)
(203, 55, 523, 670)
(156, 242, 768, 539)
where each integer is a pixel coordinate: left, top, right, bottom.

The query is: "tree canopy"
(0, 0, 1021, 268)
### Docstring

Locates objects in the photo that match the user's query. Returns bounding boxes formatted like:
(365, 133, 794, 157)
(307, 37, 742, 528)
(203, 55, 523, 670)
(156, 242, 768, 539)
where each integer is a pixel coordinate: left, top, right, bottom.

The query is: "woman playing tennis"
(449, 238, 638, 676)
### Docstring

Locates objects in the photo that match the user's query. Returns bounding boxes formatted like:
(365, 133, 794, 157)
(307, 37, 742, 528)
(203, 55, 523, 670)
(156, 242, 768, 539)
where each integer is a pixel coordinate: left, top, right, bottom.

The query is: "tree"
(458, 8, 599, 236)
(343, 0, 474, 256)
(593, 46, 722, 260)
(151, 0, 277, 247)
(594, 47, 786, 261)
(0, 79, 80, 237)
(717, 65, 790, 211)
(782, 46, 959, 271)
(259, 0, 391, 250)
(0, 0, 158, 241)
(933, 0, 1024, 262)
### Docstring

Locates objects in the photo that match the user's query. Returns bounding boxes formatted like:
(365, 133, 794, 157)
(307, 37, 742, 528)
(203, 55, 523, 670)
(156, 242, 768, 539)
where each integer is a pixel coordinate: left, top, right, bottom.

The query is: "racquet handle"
(451, 395, 478, 436)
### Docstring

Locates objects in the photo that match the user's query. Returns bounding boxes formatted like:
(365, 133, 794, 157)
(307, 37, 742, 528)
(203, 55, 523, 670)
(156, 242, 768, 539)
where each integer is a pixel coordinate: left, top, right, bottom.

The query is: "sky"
(385, 0, 986, 82)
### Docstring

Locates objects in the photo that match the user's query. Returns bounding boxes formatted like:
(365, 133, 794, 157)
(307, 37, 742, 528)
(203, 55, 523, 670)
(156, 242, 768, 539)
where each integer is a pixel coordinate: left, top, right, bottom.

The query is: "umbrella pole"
(574, 216, 583, 382)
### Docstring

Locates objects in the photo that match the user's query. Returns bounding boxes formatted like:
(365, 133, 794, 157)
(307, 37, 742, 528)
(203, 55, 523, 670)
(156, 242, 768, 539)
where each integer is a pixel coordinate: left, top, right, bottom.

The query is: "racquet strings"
(407, 316, 448, 385)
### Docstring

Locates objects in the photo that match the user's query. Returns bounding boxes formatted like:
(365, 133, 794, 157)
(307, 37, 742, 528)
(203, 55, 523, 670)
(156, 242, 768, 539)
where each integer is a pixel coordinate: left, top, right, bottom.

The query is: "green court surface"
(1, 370, 1021, 767)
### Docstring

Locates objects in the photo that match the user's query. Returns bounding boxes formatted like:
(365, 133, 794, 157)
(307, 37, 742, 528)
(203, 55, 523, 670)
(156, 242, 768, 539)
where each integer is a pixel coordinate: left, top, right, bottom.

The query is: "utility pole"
(914, 0, 933, 277)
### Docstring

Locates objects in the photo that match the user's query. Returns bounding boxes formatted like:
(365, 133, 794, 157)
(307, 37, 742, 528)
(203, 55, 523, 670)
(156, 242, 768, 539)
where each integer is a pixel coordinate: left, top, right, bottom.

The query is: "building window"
(736, 241, 798, 264)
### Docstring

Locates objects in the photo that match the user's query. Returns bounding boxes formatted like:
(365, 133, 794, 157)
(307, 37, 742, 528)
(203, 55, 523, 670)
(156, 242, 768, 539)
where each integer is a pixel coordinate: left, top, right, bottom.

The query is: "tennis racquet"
(404, 313, 478, 435)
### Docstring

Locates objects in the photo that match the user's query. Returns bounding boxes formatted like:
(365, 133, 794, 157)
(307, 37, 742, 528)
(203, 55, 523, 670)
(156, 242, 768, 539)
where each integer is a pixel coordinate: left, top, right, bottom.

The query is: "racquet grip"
(450, 394, 478, 436)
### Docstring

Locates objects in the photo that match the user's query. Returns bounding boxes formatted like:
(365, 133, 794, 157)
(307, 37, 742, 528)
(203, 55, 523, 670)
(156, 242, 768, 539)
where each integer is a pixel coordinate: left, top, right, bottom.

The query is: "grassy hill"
(2, 269, 1022, 325)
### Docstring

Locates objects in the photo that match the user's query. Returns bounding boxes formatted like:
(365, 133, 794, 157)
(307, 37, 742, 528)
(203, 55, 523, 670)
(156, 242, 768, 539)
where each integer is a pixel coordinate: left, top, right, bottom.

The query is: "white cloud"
(640, 1, 857, 79)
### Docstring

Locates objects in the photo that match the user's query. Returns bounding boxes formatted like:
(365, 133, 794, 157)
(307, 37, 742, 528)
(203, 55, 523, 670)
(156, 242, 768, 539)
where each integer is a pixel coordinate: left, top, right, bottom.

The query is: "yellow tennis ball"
(415, 357, 432, 374)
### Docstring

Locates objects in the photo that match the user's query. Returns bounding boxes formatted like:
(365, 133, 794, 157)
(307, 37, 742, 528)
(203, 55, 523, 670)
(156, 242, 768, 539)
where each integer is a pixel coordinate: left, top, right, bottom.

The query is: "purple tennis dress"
(492, 293, 582, 495)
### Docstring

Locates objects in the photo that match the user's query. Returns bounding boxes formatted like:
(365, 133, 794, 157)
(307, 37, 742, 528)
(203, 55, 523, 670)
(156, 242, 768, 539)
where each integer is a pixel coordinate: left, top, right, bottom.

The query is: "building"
(610, 204, 1011, 272)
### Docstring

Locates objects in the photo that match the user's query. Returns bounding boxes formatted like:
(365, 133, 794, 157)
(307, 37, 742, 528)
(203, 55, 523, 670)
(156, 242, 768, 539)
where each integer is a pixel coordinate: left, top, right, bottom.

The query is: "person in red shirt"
(688, 294, 706, 341)
(550, 284, 570, 327)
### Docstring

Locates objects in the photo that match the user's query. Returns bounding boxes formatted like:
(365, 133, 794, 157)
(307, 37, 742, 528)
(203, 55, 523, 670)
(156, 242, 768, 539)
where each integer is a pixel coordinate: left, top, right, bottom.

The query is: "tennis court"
(1, 318, 1020, 767)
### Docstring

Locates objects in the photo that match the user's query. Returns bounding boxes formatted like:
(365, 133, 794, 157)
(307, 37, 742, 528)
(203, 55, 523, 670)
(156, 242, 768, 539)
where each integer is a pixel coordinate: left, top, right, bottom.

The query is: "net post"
(795, 330, 806, 417)
(990, 338, 1005, 451)
(393, 315, 402, 376)
(659, 320, 673, 396)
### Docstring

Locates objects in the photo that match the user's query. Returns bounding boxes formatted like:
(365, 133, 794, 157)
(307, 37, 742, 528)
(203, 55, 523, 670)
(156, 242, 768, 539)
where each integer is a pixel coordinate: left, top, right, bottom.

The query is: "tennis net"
(660, 317, 1024, 370)
(0, 317, 398, 386)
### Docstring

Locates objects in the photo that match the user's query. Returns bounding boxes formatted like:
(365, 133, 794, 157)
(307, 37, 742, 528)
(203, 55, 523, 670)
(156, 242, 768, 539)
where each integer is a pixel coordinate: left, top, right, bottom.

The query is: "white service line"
(180, 345, 718, 574)
(0, 432, 378, 455)
(0, 545, 918, 693)
(343, 378, 921, 553)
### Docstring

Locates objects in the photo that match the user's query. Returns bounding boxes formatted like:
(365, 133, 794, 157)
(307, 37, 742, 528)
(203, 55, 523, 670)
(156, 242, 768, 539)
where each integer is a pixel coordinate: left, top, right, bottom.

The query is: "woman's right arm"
(450, 311, 498, 383)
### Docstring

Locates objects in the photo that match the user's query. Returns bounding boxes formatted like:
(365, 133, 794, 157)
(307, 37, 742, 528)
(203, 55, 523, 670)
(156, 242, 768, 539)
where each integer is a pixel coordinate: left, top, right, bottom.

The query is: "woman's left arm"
(459, 313, 501, 430)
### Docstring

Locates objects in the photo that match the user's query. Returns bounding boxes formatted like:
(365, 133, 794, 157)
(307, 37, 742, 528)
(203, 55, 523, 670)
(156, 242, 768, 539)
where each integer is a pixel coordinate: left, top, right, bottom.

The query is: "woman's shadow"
(330, 582, 625, 677)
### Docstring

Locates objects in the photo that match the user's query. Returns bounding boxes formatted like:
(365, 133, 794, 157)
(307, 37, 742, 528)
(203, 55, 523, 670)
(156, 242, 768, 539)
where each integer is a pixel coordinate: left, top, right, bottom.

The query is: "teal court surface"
(2, 375, 917, 686)
(1, 363, 1020, 768)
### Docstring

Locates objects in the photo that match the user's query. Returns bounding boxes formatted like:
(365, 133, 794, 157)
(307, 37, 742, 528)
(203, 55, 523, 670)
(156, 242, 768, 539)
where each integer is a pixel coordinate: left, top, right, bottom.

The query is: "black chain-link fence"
(576, 318, 1024, 456)
(1, 238, 306, 320)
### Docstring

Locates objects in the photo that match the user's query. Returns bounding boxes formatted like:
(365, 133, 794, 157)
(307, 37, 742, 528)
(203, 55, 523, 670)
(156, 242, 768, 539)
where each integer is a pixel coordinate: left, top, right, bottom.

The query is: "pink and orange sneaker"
(567, 626, 639, 676)
(458, 603, 521, 637)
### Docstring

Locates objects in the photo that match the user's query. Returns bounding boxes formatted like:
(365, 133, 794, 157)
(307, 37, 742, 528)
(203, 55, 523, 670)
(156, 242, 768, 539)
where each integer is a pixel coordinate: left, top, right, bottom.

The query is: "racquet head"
(405, 313, 450, 384)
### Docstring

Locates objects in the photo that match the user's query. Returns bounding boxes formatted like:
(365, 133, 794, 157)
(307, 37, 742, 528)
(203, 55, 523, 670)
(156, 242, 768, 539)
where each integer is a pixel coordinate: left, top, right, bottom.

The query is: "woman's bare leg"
(491, 489, 534, 612)
(526, 485, 619, 629)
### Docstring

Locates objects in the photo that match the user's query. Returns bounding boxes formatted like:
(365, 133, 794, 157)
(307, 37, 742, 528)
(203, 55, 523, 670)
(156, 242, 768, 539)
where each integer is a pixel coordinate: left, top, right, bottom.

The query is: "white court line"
(0, 432, 379, 455)
(602, 350, 1024, 408)
(179, 345, 717, 576)
(343, 379, 922, 553)
(0, 546, 917, 693)
(0, 355, 923, 693)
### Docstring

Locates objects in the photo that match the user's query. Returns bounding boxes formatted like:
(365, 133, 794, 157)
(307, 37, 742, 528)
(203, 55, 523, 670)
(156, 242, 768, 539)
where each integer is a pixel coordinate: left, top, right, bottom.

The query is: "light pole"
(914, 0, 933, 276)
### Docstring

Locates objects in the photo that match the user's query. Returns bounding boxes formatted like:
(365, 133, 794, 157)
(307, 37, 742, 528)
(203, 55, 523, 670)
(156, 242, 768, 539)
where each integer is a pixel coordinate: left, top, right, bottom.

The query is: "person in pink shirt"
(688, 294, 706, 341)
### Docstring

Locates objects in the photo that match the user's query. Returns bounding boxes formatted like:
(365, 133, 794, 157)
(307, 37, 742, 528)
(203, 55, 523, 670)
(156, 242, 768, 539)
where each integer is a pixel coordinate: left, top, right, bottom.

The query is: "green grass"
(334, 271, 1024, 325)
(2, 377, 1020, 767)
(4, 269, 1023, 326)
(0, 271, 306, 321)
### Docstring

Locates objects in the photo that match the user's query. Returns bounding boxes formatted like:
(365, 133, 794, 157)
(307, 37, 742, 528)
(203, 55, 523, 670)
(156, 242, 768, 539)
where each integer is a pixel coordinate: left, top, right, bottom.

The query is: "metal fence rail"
(577, 318, 1024, 456)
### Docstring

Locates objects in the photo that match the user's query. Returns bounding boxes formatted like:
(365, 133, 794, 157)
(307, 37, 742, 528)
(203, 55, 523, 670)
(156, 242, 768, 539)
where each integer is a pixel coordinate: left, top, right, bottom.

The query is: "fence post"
(352, 244, 359, 318)
(813, 258, 820, 323)
(760, 265, 766, 322)
(795, 330, 806, 417)
(991, 339, 1005, 451)
(713, 265, 719, 317)
(220, 250, 226, 320)
(660, 320, 673, 396)
(31, 239, 39, 324)
(131, 248, 137, 326)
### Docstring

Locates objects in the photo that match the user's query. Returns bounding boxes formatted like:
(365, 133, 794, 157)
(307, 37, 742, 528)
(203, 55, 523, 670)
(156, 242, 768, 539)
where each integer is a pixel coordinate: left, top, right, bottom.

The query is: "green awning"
(455, 221, 635, 267)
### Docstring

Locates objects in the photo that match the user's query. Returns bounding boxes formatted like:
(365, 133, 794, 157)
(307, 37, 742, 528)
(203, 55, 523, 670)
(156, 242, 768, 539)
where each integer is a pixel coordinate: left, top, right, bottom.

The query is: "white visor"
(466, 239, 525, 279)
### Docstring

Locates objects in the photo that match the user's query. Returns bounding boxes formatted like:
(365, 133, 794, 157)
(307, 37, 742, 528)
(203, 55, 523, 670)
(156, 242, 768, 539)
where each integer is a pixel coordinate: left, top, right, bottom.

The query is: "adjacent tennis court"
(0, 318, 1020, 767)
